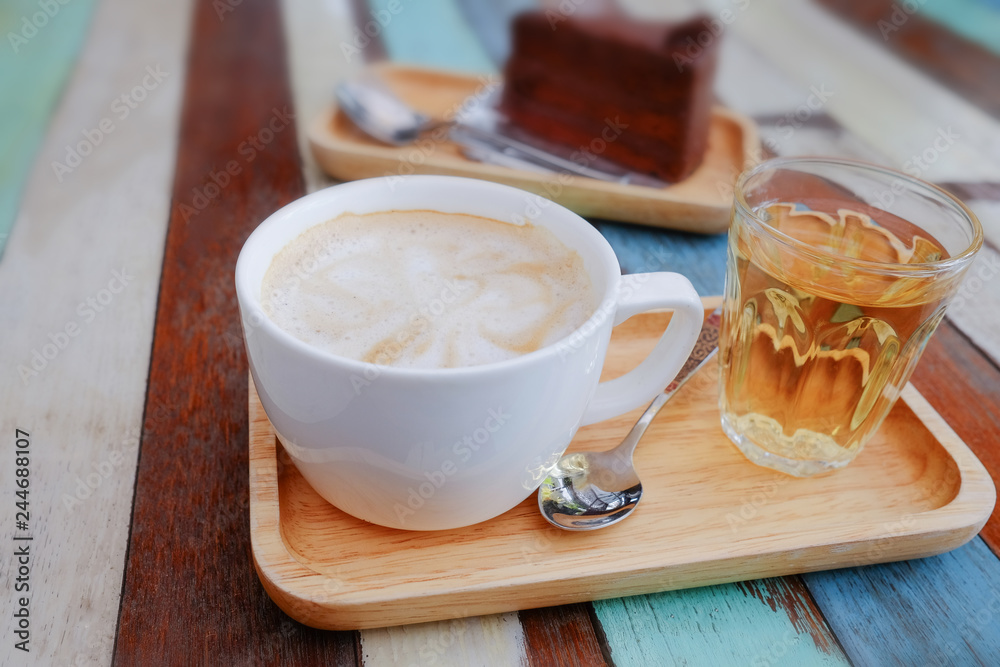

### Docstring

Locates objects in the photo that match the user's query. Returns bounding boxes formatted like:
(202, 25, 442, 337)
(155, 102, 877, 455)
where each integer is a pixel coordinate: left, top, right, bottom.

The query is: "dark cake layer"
(499, 11, 719, 182)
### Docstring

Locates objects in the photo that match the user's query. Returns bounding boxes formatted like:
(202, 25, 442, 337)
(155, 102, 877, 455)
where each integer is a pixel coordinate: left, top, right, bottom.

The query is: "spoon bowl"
(334, 76, 443, 145)
(539, 449, 643, 530)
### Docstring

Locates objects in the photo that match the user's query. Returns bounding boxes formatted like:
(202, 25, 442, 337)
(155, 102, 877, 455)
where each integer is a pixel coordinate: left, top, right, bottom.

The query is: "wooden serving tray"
(308, 64, 760, 234)
(248, 301, 995, 631)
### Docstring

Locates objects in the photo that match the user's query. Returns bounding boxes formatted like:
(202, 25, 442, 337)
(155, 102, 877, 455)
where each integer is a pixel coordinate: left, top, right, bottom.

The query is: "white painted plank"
(619, 0, 886, 162)
(704, 0, 1000, 365)
(947, 238, 1000, 367)
(0, 0, 190, 664)
(282, 0, 361, 194)
(718, 0, 1000, 185)
(360, 614, 528, 667)
(715, 33, 888, 165)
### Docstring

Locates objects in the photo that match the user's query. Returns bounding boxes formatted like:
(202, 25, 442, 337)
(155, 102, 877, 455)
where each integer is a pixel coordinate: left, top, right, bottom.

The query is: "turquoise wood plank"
(455, 0, 535, 65)
(0, 0, 98, 256)
(594, 578, 849, 666)
(593, 222, 729, 297)
(920, 0, 1000, 55)
(804, 537, 1000, 666)
(366, 0, 495, 73)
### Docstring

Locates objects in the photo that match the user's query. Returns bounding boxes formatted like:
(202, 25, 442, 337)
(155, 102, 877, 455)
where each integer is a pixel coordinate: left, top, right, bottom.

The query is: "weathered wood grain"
(0, 0, 98, 254)
(2, 0, 994, 663)
(805, 537, 1000, 666)
(912, 320, 1000, 556)
(817, 0, 1000, 120)
(799, 315, 1000, 666)
(348, 0, 388, 63)
(359, 615, 527, 666)
(594, 223, 728, 296)
(0, 0, 188, 663)
(519, 604, 609, 667)
(593, 578, 849, 666)
(283, 0, 366, 193)
(723, 0, 1000, 212)
(112, 0, 356, 663)
(703, 5, 1000, 366)
(918, 0, 1000, 56)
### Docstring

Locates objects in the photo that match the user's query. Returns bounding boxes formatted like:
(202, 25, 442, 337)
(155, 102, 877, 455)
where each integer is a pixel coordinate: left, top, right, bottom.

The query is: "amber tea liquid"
(719, 199, 959, 476)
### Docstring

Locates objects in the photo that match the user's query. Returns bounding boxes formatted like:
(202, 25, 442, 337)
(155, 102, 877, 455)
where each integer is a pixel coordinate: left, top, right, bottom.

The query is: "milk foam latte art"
(261, 209, 599, 369)
(236, 175, 704, 530)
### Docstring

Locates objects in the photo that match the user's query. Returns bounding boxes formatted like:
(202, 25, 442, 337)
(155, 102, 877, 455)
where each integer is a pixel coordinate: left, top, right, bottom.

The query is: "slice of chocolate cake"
(499, 12, 719, 183)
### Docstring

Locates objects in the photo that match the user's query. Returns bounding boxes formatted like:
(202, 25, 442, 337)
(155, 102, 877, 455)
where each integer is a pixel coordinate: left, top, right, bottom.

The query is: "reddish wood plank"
(911, 320, 1000, 557)
(520, 604, 609, 666)
(817, 0, 1000, 120)
(112, 0, 358, 663)
(940, 181, 1000, 207)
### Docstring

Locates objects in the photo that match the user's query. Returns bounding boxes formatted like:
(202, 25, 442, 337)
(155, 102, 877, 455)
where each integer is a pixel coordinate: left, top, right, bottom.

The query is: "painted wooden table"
(1, 0, 999, 664)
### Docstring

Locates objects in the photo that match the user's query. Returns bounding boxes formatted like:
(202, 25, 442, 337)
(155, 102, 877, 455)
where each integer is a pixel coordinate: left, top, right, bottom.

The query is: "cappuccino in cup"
(236, 175, 703, 530)
(261, 210, 598, 369)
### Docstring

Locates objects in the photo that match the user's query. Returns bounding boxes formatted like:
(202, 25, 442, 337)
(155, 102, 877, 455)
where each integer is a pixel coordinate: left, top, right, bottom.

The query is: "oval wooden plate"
(308, 64, 761, 234)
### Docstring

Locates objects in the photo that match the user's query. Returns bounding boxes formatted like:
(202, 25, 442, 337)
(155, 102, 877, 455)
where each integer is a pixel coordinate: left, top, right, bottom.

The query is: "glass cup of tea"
(719, 156, 983, 477)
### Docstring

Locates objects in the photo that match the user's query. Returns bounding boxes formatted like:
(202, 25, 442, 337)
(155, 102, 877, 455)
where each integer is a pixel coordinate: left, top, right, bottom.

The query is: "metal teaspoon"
(333, 74, 636, 182)
(538, 309, 722, 531)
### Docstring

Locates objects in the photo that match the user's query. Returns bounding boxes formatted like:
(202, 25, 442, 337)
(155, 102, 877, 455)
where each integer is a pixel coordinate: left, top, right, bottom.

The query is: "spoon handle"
(450, 124, 632, 183)
(617, 348, 718, 459)
(615, 308, 722, 460)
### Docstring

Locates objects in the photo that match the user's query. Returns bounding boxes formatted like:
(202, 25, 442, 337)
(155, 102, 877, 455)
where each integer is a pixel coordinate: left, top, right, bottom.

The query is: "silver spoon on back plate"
(538, 309, 722, 531)
(333, 74, 642, 182)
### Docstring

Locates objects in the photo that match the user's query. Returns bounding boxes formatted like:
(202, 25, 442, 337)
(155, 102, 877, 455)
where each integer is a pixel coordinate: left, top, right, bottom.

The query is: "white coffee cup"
(235, 176, 702, 530)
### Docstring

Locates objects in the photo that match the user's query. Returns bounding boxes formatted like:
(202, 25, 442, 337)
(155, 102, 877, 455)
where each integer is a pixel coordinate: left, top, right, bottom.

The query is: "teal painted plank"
(367, 0, 495, 73)
(0, 0, 98, 256)
(593, 222, 729, 297)
(804, 537, 1000, 666)
(920, 0, 1000, 56)
(594, 578, 849, 667)
(454, 0, 535, 65)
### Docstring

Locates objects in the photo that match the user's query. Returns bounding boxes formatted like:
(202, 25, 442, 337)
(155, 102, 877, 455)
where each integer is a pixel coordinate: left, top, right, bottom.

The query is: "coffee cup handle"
(580, 273, 704, 426)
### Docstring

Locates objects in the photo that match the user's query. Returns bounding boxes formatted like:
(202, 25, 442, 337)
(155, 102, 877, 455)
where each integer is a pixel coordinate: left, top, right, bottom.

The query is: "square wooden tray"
(248, 302, 995, 630)
(308, 63, 760, 234)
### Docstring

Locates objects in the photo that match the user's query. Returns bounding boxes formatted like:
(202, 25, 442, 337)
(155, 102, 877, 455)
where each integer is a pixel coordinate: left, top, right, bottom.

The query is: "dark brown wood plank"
(520, 604, 609, 666)
(911, 319, 1000, 557)
(112, 0, 358, 663)
(817, 0, 1000, 120)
